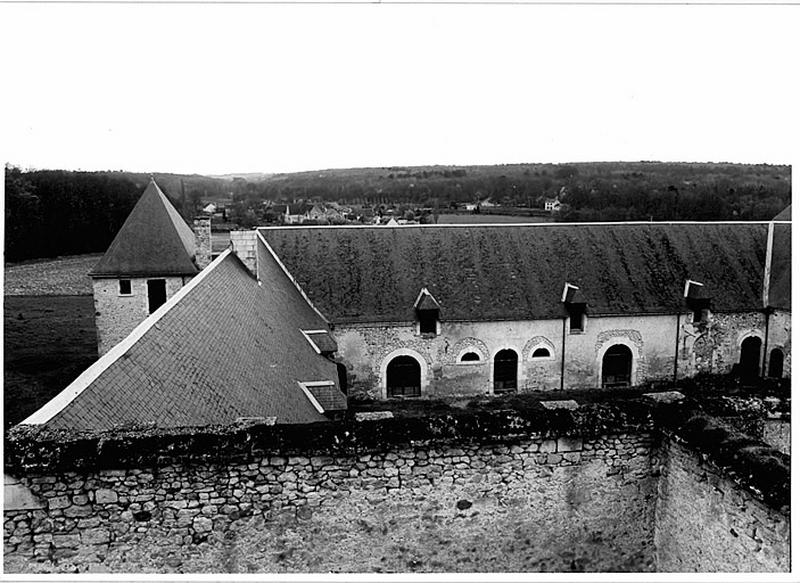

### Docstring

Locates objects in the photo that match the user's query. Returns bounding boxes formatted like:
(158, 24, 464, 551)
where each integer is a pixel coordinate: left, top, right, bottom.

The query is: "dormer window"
(569, 310, 585, 333)
(414, 287, 441, 337)
(692, 307, 708, 324)
(419, 311, 438, 334)
(562, 282, 587, 334)
(684, 279, 711, 324)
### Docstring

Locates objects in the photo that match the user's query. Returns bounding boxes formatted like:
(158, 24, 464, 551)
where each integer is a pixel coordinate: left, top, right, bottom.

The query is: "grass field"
(4, 253, 100, 296)
(3, 295, 97, 427)
(436, 213, 554, 224)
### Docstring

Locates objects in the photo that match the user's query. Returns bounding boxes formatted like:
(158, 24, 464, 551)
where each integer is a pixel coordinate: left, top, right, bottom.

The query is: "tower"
(89, 179, 211, 355)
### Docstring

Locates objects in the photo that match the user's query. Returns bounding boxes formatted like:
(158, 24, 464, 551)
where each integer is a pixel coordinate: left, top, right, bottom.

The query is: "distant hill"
(246, 161, 791, 222)
(5, 161, 791, 262)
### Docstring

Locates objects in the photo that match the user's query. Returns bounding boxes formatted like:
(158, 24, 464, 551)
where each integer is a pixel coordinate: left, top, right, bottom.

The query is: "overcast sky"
(1, 3, 797, 175)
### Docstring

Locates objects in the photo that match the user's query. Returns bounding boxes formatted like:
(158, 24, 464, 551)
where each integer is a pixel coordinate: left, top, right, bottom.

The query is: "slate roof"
(415, 289, 441, 311)
(90, 180, 200, 277)
(33, 250, 336, 431)
(769, 223, 791, 310)
(773, 205, 791, 221)
(259, 223, 776, 323)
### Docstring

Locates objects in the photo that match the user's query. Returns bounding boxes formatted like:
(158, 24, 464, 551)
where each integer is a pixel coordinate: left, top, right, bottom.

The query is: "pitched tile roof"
(773, 205, 791, 221)
(29, 250, 337, 431)
(415, 288, 441, 311)
(259, 223, 775, 323)
(90, 179, 200, 277)
(769, 223, 791, 310)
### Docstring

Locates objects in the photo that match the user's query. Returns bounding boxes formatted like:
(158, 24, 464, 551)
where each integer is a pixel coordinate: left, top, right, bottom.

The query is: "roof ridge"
(21, 249, 234, 426)
(258, 220, 776, 230)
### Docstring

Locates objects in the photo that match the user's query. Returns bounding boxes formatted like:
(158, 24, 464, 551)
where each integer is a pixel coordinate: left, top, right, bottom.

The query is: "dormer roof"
(90, 179, 199, 278)
(414, 287, 441, 311)
(562, 283, 586, 305)
(684, 279, 710, 300)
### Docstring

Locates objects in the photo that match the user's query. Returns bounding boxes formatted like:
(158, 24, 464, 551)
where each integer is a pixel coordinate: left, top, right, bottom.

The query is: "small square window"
(418, 310, 438, 335)
(693, 308, 709, 324)
(118, 279, 132, 295)
(569, 311, 585, 333)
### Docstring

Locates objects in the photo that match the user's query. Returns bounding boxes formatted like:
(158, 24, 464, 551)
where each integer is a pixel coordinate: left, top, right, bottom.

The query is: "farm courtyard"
(4, 255, 99, 427)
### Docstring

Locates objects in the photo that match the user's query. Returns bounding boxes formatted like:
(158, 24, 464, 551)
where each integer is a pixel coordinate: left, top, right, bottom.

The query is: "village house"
(282, 203, 311, 224)
(18, 180, 792, 431)
(544, 198, 561, 211)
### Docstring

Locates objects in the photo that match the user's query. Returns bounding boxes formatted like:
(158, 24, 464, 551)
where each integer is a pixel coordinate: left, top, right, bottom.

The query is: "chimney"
(230, 229, 258, 275)
(193, 216, 212, 270)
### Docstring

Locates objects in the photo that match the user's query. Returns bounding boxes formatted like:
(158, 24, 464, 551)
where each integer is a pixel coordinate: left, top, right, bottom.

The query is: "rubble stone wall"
(654, 439, 789, 572)
(336, 311, 773, 400)
(4, 432, 658, 573)
(93, 276, 186, 356)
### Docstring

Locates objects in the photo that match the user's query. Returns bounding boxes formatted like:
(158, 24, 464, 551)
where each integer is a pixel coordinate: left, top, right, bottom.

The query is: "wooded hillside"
(5, 162, 791, 262)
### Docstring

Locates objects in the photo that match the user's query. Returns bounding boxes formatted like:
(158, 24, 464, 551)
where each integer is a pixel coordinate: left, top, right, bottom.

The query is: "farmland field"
(4, 295, 97, 427)
(4, 253, 100, 296)
(436, 213, 554, 224)
(4, 254, 101, 426)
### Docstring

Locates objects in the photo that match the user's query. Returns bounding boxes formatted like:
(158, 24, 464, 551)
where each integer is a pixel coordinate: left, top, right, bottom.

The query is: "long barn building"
(20, 181, 791, 430)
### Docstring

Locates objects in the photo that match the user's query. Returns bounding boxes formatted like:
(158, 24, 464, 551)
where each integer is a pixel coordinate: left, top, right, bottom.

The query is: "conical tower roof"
(90, 179, 199, 277)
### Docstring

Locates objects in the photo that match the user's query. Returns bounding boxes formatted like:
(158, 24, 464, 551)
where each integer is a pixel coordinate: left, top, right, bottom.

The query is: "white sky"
(0, 3, 798, 175)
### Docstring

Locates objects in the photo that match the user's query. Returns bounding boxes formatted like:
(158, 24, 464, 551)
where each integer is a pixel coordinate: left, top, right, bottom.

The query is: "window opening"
(387, 355, 421, 398)
(147, 279, 167, 314)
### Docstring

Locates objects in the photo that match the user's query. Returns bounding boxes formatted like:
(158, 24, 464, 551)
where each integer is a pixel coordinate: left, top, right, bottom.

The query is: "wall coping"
(5, 399, 654, 474)
(5, 395, 789, 514)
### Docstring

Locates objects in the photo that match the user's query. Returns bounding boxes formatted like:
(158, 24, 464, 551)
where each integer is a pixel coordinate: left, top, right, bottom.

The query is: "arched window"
(739, 336, 762, 378)
(493, 349, 518, 394)
(602, 344, 632, 388)
(386, 355, 421, 398)
(768, 348, 784, 379)
(460, 352, 480, 362)
(532, 347, 551, 359)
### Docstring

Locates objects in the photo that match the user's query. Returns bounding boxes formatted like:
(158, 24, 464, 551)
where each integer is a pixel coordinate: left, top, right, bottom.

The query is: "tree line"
(4, 167, 213, 262)
(5, 162, 791, 262)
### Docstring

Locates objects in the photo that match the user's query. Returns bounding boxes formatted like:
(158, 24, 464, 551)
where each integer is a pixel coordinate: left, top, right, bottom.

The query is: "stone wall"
(230, 230, 257, 274)
(762, 420, 790, 455)
(3, 432, 658, 573)
(767, 309, 791, 377)
(93, 276, 187, 355)
(654, 439, 789, 572)
(192, 217, 212, 269)
(5, 399, 789, 574)
(336, 319, 564, 399)
(335, 311, 773, 399)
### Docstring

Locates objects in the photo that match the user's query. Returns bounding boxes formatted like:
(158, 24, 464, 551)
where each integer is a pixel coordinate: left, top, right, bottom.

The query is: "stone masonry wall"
(654, 438, 789, 572)
(4, 432, 658, 573)
(762, 420, 790, 455)
(335, 311, 772, 400)
(767, 310, 791, 377)
(93, 276, 187, 355)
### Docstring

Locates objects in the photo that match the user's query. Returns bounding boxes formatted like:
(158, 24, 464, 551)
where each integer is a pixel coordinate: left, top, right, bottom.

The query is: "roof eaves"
(20, 249, 234, 426)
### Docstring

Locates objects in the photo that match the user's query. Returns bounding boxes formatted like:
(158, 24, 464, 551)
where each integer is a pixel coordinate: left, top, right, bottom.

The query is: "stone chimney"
(230, 229, 258, 274)
(193, 216, 212, 270)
